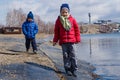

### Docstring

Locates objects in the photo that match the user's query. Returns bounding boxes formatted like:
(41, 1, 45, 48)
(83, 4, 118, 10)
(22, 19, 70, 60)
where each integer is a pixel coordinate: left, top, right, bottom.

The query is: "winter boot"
(65, 68, 72, 76)
(33, 50, 37, 54)
(71, 70, 77, 77)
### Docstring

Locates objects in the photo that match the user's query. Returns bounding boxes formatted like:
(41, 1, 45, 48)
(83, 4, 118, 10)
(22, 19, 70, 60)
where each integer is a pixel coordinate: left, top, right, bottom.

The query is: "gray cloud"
(0, 0, 120, 25)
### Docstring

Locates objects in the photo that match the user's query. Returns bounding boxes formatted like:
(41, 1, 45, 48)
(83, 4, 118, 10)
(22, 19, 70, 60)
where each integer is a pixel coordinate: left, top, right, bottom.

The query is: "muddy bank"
(0, 34, 61, 80)
(0, 34, 100, 80)
(40, 42, 100, 80)
(0, 52, 60, 80)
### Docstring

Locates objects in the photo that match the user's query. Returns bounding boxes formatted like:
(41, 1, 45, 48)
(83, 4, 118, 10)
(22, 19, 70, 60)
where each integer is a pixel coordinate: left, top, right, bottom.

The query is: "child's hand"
(75, 42, 80, 44)
(53, 42, 57, 46)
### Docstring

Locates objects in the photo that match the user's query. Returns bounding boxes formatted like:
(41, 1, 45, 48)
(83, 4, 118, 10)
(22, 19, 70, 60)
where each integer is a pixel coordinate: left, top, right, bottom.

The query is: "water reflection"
(76, 34, 120, 80)
(91, 38, 120, 60)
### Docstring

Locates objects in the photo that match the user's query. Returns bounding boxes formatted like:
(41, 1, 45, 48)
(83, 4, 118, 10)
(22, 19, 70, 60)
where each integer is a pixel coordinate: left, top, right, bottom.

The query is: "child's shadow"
(24, 62, 65, 74)
(0, 51, 20, 55)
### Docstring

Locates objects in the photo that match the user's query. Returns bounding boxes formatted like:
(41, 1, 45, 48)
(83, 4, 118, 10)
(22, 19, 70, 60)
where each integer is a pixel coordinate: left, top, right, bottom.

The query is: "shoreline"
(0, 34, 100, 80)
(39, 42, 100, 80)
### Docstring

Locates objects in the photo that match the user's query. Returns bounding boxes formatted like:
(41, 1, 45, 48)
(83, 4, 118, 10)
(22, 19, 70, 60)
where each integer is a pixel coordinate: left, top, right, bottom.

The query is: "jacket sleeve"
(22, 22, 27, 35)
(34, 23, 38, 34)
(53, 19, 60, 43)
(73, 19, 81, 42)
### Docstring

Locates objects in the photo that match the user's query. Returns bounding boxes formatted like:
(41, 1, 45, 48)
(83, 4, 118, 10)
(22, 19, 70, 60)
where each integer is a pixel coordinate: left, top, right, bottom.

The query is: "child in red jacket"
(53, 3, 81, 77)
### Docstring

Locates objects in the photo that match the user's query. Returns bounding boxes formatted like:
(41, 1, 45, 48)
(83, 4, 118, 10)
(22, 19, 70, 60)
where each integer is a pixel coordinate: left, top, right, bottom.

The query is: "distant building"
(1, 27, 22, 34)
(94, 20, 112, 25)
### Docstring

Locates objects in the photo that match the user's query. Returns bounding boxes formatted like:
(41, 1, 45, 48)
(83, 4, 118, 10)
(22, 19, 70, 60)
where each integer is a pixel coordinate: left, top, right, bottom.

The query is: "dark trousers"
(25, 38, 37, 51)
(61, 43, 77, 72)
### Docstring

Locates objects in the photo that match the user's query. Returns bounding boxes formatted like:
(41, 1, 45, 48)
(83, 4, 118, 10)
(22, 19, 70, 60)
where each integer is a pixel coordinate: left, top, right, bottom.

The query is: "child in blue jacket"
(22, 11, 38, 53)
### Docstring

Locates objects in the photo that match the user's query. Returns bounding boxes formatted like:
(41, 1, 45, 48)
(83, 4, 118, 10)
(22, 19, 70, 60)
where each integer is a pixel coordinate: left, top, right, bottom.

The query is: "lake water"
(76, 33, 120, 80)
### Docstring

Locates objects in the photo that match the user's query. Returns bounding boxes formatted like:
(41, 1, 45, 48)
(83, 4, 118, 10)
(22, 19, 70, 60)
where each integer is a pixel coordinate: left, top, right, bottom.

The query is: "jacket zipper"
(30, 23, 32, 38)
(66, 31, 68, 42)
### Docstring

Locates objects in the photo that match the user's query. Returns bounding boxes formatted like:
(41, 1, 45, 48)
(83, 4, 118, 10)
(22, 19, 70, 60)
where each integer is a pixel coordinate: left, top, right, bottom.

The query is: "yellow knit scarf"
(60, 15, 71, 31)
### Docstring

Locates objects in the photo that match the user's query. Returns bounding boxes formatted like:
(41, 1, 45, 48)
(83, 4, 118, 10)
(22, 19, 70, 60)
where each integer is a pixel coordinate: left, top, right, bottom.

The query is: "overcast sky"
(0, 0, 120, 25)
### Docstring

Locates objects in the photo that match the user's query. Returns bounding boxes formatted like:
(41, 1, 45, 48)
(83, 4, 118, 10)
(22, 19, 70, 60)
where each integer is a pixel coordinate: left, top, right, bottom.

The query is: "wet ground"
(40, 42, 98, 80)
(0, 34, 98, 80)
(0, 63, 59, 80)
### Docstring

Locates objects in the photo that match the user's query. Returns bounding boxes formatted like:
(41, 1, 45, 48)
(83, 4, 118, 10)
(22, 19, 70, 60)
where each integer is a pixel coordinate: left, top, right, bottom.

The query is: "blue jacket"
(22, 21, 38, 39)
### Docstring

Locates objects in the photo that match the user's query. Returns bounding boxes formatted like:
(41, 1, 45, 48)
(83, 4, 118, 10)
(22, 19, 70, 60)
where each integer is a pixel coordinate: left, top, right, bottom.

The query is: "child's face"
(27, 18, 33, 22)
(60, 8, 69, 17)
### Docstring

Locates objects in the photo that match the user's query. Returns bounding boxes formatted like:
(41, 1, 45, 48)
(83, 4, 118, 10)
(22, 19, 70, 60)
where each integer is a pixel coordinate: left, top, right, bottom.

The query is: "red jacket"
(53, 15, 81, 45)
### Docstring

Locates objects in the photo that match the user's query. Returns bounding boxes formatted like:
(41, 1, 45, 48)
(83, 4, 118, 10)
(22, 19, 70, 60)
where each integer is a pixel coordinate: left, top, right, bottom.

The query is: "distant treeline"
(0, 8, 54, 34)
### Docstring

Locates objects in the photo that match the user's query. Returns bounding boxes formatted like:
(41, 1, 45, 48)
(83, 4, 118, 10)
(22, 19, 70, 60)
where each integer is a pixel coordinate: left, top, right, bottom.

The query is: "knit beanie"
(60, 3, 70, 12)
(27, 11, 34, 19)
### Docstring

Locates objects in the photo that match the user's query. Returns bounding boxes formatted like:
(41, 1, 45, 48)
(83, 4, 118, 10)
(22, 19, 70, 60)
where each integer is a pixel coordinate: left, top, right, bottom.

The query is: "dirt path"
(0, 52, 54, 68)
(0, 34, 54, 67)
(0, 34, 64, 80)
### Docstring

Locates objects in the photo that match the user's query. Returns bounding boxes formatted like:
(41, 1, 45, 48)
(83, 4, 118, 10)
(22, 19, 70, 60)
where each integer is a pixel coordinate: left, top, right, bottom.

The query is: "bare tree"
(6, 8, 26, 27)
(45, 22, 54, 34)
(34, 15, 45, 33)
